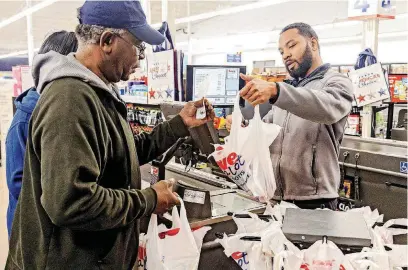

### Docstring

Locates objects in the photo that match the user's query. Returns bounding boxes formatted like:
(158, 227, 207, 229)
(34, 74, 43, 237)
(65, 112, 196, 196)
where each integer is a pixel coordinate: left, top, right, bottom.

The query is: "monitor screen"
(186, 65, 247, 105)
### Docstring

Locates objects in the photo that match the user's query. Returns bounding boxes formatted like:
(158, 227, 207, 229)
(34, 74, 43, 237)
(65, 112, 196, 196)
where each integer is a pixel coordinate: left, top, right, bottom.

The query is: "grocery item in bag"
(210, 95, 281, 201)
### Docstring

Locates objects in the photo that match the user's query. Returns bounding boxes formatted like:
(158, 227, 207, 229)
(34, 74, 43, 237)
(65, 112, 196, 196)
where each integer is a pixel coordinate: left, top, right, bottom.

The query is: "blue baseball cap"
(78, 0, 165, 45)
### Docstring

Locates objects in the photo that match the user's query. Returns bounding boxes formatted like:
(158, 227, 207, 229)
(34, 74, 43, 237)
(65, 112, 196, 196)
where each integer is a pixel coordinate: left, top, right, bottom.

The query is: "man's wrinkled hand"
(179, 98, 215, 128)
(151, 179, 180, 214)
(239, 73, 278, 106)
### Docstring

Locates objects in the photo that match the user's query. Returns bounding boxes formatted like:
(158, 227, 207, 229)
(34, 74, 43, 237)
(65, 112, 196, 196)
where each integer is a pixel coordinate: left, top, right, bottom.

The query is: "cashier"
(226, 22, 353, 210)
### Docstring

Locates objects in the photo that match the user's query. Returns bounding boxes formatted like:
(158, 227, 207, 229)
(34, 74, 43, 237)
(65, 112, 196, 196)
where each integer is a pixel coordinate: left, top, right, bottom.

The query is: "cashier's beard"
(286, 44, 313, 79)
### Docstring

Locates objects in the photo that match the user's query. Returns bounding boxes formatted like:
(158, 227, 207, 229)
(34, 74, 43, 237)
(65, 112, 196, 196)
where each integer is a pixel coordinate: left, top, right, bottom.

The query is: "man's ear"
(310, 37, 319, 52)
(100, 31, 115, 54)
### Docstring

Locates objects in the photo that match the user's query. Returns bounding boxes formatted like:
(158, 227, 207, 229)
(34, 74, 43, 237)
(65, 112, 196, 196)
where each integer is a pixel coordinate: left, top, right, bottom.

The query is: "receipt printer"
(175, 180, 212, 219)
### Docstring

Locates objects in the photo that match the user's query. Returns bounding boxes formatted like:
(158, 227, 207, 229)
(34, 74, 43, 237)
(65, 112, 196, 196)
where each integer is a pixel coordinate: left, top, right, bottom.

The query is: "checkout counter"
(141, 103, 407, 269)
(339, 135, 407, 220)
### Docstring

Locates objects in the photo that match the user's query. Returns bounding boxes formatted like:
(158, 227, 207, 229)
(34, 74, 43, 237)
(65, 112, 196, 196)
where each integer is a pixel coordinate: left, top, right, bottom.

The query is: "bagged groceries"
(145, 199, 208, 270)
(217, 203, 408, 270)
(210, 95, 281, 201)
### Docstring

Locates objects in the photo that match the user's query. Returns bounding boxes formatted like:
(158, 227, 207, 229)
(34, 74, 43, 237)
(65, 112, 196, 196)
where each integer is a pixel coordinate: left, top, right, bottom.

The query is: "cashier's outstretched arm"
(274, 74, 354, 124)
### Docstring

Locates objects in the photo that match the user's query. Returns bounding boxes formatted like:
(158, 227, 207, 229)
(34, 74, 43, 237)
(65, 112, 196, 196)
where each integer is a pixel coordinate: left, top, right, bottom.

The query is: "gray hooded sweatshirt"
(33, 51, 122, 102)
(263, 64, 353, 201)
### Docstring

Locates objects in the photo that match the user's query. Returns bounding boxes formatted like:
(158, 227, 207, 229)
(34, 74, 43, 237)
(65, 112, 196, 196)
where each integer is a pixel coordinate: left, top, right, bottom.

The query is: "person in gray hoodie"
(227, 23, 353, 210)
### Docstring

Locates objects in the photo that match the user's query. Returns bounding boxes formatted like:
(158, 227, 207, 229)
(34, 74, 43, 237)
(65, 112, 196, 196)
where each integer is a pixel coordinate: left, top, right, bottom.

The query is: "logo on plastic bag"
(231, 252, 249, 269)
(214, 148, 251, 190)
(300, 262, 346, 270)
(137, 246, 147, 270)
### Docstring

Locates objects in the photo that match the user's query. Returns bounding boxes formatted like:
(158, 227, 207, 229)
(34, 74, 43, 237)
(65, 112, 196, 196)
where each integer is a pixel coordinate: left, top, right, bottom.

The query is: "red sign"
(388, 74, 407, 103)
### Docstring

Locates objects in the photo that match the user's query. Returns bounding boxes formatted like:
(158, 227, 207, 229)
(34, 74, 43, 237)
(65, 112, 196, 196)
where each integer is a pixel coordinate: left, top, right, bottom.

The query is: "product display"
(389, 74, 407, 103)
(127, 104, 163, 135)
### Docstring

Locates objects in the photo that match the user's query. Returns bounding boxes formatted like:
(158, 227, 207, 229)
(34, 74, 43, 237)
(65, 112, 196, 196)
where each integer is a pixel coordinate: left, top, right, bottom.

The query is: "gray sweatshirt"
(262, 64, 353, 200)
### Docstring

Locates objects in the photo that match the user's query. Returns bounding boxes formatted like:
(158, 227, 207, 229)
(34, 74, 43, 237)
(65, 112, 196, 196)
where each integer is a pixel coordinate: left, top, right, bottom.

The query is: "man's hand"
(225, 114, 248, 133)
(151, 179, 180, 214)
(226, 115, 232, 132)
(239, 74, 278, 106)
(179, 98, 215, 128)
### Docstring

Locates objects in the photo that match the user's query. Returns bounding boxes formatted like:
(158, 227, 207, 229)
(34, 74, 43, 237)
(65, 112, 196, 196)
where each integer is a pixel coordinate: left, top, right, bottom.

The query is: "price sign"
(348, 0, 395, 19)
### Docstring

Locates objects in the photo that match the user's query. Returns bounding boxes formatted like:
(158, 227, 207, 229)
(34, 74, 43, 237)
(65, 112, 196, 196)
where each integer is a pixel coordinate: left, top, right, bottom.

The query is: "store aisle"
(0, 166, 9, 268)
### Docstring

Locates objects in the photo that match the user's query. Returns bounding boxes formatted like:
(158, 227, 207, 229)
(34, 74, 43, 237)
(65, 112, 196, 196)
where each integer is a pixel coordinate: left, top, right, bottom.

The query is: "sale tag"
(183, 189, 206, 204)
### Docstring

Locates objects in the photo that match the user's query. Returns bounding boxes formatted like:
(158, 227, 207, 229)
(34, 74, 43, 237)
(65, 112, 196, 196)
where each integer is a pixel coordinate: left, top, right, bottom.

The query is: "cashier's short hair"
(38, 31, 78, 55)
(75, 24, 126, 45)
(281, 22, 320, 50)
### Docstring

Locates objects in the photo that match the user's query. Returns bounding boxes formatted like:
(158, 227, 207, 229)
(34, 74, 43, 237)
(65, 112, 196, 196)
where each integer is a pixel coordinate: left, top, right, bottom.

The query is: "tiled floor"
(0, 166, 9, 268)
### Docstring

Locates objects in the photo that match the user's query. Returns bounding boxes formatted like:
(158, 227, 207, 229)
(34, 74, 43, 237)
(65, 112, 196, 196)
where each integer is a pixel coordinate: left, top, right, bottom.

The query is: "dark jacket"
(263, 64, 353, 200)
(6, 52, 188, 270)
(5, 87, 40, 238)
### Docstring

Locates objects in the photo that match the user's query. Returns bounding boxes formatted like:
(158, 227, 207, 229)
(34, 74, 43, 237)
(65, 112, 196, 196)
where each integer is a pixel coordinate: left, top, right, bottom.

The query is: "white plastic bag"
(233, 211, 273, 234)
(373, 218, 408, 245)
(146, 200, 200, 270)
(210, 95, 281, 201)
(272, 242, 303, 270)
(347, 206, 384, 228)
(137, 233, 147, 270)
(216, 233, 271, 270)
(302, 239, 345, 270)
(264, 201, 299, 224)
(159, 206, 211, 251)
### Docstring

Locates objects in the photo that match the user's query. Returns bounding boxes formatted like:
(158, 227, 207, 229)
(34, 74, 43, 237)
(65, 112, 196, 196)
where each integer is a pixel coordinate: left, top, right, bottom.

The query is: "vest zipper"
(311, 145, 318, 194)
(277, 113, 290, 199)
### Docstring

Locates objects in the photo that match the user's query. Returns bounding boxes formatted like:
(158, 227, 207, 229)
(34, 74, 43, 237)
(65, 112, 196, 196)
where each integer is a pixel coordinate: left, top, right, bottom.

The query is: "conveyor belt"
(341, 139, 407, 158)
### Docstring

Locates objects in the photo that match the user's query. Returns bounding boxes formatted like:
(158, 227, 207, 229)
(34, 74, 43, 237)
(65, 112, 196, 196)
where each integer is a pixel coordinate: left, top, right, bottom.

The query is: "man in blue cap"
(6, 1, 214, 269)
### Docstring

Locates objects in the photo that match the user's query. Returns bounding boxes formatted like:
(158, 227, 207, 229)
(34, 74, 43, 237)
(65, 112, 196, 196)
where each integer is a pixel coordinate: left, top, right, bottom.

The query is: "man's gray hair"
(75, 24, 126, 45)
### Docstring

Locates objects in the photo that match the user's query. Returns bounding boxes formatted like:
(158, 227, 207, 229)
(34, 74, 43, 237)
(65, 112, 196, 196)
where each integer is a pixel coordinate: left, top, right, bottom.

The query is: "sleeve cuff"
(168, 115, 189, 138)
(141, 187, 157, 216)
(269, 82, 280, 104)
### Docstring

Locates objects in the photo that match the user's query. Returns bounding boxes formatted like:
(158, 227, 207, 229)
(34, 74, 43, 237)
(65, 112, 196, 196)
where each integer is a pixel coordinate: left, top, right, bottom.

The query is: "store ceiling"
(0, 0, 407, 56)
(0, 0, 254, 54)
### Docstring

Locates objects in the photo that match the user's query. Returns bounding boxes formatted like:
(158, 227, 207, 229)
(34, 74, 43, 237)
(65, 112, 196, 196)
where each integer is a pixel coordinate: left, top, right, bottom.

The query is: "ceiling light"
(319, 36, 362, 43)
(379, 31, 408, 38)
(396, 13, 408, 19)
(175, 0, 287, 24)
(314, 21, 360, 30)
(0, 0, 58, 29)
(0, 48, 39, 59)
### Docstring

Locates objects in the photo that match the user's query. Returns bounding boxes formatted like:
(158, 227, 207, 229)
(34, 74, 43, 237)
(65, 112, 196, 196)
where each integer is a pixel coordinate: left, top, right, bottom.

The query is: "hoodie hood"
(32, 51, 123, 103)
(14, 87, 40, 114)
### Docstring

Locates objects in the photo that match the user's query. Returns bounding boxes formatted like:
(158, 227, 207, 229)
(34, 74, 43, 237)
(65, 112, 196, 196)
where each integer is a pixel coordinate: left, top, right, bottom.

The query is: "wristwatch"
(269, 82, 280, 104)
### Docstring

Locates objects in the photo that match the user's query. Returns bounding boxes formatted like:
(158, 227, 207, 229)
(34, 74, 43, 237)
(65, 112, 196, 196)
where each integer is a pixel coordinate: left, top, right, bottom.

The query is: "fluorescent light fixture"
(379, 31, 408, 38)
(0, 0, 58, 29)
(175, 0, 287, 24)
(319, 36, 362, 44)
(396, 13, 408, 19)
(314, 21, 360, 30)
(0, 48, 39, 59)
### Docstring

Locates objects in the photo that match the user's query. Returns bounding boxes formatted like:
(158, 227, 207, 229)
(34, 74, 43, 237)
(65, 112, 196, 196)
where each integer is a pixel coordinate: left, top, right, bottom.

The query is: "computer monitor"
(186, 65, 247, 106)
